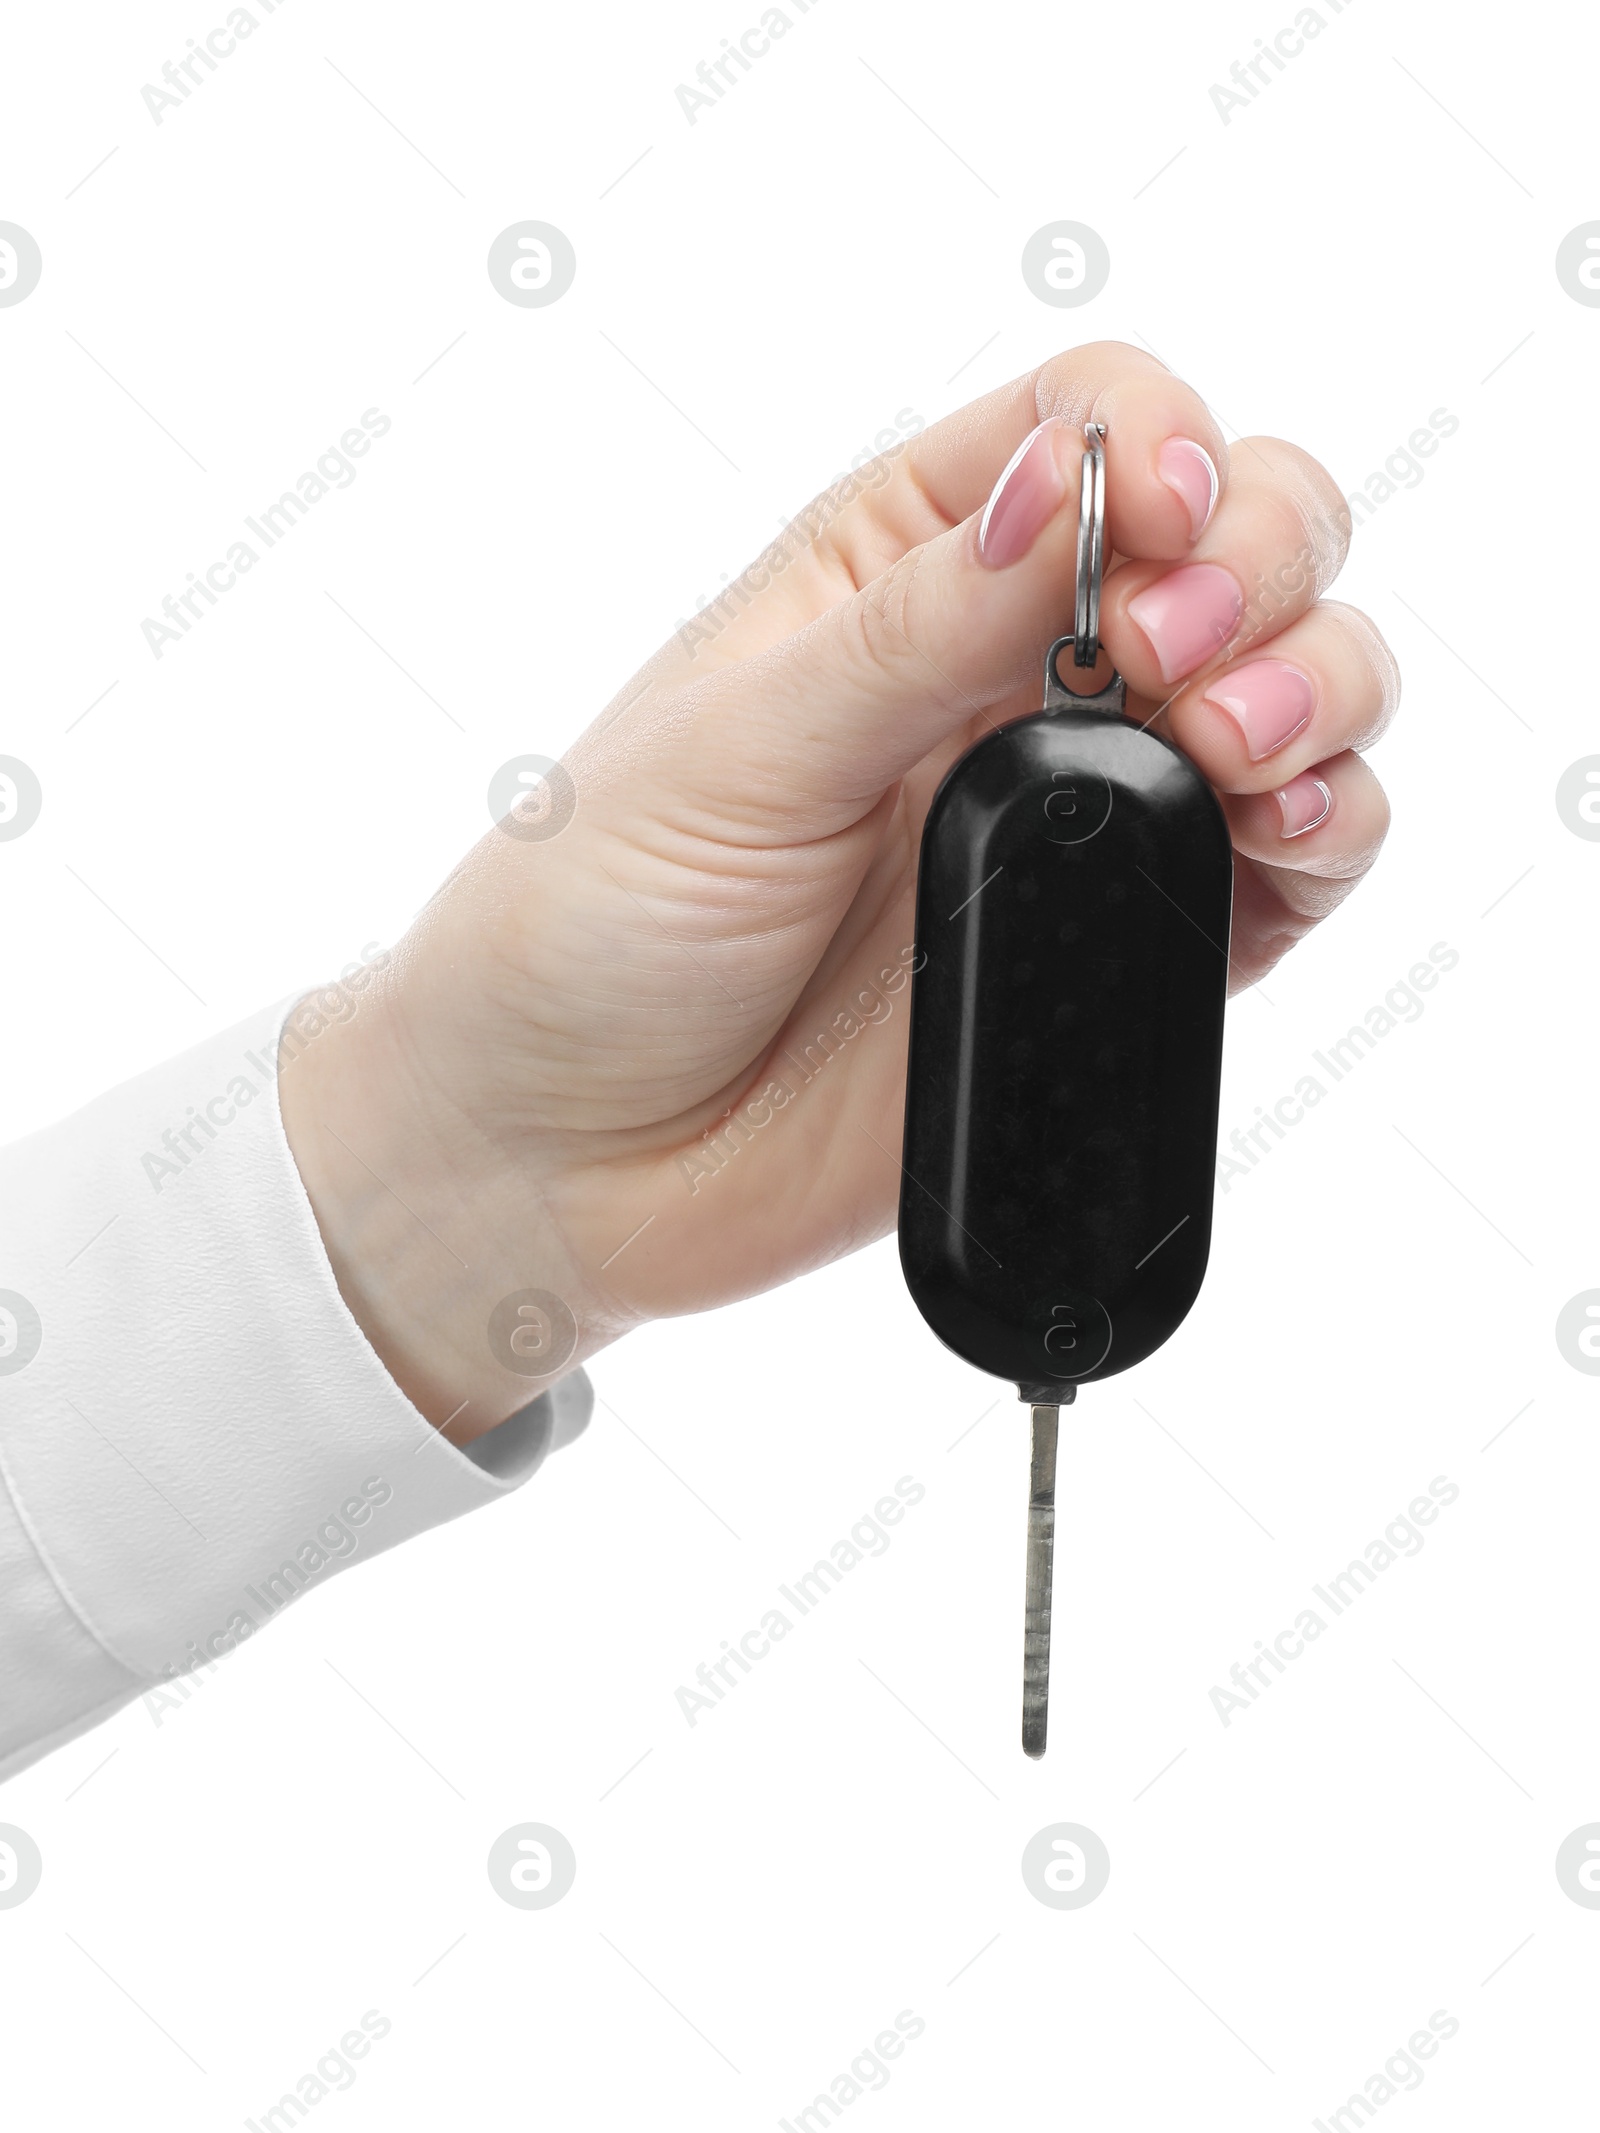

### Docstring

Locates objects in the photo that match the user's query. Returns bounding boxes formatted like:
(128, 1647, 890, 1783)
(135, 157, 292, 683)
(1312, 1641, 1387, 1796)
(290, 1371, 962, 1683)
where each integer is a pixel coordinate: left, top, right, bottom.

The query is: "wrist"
(277, 979, 621, 1443)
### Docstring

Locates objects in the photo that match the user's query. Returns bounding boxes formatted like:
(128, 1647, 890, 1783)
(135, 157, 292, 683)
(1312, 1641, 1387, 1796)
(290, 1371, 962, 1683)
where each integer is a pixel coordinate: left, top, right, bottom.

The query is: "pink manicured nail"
(979, 419, 1066, 569)
(1157, 437, 1219, 542)
(1125, 564, 1243, 683)
(1203, 659, 1316, 761)
(1276, 773, 1333, 839)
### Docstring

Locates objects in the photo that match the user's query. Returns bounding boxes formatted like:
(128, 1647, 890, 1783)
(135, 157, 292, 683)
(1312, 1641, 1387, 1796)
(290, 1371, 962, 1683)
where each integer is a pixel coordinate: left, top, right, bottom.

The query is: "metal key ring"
(1073, 422, 1107, 668)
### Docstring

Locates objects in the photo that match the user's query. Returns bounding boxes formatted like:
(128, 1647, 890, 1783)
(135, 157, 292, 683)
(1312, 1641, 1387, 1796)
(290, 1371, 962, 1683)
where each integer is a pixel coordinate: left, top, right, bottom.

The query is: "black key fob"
(898, 637, 1233, 1398)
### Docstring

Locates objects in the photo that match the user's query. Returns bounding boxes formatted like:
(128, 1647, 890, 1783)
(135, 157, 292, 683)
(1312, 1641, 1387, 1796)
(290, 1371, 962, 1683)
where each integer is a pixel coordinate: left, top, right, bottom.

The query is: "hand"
(280, 342, 1398, 1441)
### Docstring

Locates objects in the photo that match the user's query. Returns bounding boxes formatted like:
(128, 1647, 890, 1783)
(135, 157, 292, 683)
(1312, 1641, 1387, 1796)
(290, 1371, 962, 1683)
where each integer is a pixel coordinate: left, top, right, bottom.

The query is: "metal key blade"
(1022, 1401, 1059, 1758)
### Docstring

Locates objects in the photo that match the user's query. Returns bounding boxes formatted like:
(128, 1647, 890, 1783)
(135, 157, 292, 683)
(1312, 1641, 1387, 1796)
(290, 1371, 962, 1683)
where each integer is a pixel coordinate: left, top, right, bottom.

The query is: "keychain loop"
(1042, 422, 1123, 716)
(1073, 421, 1107, 667)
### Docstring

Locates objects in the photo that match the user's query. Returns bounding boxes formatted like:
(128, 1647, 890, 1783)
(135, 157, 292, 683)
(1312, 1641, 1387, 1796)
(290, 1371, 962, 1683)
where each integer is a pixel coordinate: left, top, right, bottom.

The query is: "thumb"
(656, 417, 1103, 836)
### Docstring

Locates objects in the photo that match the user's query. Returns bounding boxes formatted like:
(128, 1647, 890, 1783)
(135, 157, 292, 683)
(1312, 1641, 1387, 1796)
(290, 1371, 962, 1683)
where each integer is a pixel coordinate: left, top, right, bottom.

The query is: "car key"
(898, 423, 1233, 1757)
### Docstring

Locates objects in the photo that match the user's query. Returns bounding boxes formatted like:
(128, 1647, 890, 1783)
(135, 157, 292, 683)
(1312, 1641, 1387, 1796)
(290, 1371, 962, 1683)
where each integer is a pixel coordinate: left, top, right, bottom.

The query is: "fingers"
(1215, 749, 1392, 990)
(1158, 601, 1400, 795)
(644, 403, 1220, 836)
(648, 341, 1234, 685)
(1220, 748, 1392, 893)
(641, 418, 1101, 833)
(1151, 592, 1398, 979)
(603, 405, 1357, 856)
(1099, 434, 1352, 698)
(836, 340, 1231, 574)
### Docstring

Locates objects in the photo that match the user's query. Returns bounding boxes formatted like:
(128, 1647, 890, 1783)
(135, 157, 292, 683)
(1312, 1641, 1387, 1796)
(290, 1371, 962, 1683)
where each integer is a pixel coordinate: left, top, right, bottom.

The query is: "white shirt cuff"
(0, 997, 589, 1783)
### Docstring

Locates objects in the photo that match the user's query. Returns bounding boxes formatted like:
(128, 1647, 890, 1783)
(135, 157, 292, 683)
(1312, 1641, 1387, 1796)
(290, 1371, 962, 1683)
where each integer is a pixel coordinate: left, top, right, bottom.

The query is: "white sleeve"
(0, 998, 590, 1785)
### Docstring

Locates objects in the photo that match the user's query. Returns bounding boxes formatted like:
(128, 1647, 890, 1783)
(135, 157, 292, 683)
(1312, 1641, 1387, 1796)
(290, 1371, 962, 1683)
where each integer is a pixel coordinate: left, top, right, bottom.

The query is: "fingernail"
(1125, 564, 1243, 683)
(1276, 773, 1333, 839)
(979, 419, 1067, 569)
(1203, 659, 1316, 761)
(1157, 437, 1219, 542)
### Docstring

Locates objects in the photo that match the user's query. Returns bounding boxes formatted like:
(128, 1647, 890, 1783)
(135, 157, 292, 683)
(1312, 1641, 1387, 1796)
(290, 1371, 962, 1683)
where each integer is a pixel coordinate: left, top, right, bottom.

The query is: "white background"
(1, 0, 1596, 2125)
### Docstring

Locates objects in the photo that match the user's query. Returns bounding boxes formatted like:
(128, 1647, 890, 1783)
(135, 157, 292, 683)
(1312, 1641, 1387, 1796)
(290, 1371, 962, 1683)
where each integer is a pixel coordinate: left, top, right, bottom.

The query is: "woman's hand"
(280, 342, 1398, 1440)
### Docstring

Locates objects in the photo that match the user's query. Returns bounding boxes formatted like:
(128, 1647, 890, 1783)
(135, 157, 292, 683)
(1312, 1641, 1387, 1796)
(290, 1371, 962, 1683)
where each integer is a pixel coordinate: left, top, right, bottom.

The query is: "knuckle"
(836, 546, 927, 686)
(1322, 781, 1391, 881)
(1032, 341, 1161, 423)
(1277, 871, 1356, 920)
(1355, 609, 1403, 718)
(1364, 780, 1394, 854)
(1032, 352, 1097, 426)
(1300, 603, 1402, 756)
(1236, 488, 1327, 647)
(1286, 447, 1353, 591)
(1244, 437, 1352, 599)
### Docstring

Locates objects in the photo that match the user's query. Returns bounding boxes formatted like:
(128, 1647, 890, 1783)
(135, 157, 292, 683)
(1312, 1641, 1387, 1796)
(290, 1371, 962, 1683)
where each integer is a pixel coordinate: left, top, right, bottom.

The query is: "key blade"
(1022, 1401, 1059, 1758)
